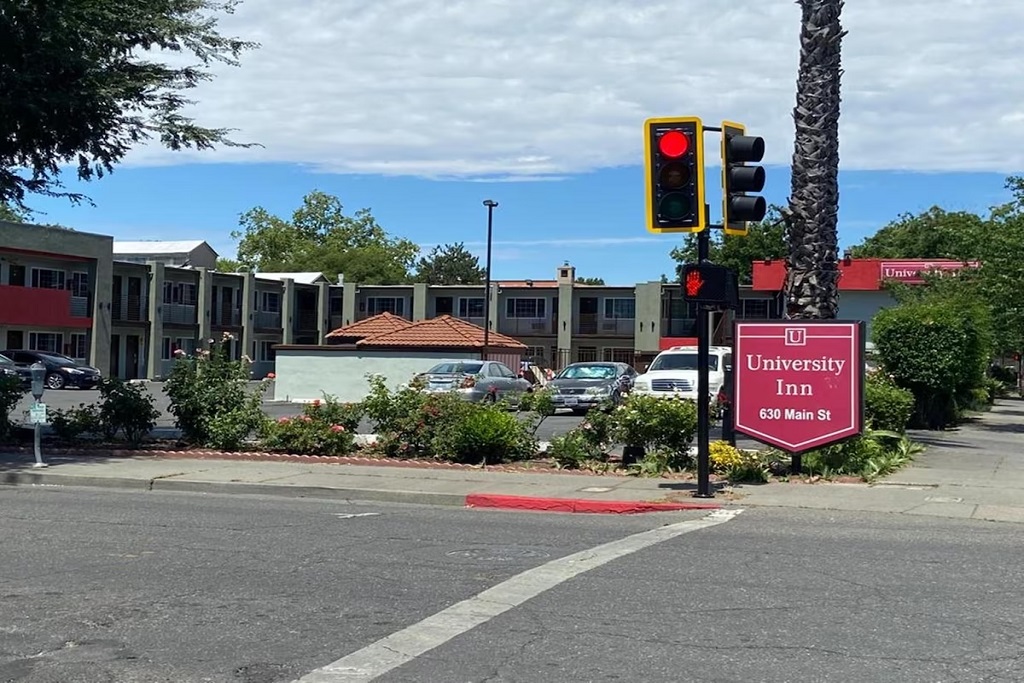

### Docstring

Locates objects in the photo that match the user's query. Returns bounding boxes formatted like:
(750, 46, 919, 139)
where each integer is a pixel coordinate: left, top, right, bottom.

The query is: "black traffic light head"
(721, 120, 767, 236)
(681, 262, 739, 309)
(644, 117, 706, 233)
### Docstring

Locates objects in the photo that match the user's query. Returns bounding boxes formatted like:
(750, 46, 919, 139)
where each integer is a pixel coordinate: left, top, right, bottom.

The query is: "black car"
(0, 350, 102, 390)
(0, 353, 31, 390)
(548, 362, 638, 414)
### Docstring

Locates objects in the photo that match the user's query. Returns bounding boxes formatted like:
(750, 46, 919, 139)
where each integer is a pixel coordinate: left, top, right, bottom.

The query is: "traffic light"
(721, 120, 766, 236)
(644, 117, 706, 233)
(681, 262, 739, 308)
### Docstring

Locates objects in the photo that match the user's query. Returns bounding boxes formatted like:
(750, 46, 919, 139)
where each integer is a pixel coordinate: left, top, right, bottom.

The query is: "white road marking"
(294, 508, 744, 682)
(333, 513, 381, 519)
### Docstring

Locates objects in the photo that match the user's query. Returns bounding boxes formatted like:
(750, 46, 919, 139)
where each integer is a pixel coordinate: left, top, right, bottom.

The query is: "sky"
(21, 0, 1024, 286)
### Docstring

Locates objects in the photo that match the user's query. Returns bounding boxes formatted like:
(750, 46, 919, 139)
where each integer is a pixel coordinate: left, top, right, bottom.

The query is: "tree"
(576, 277, 606, 285)
(414, 243, 485, 285)
(215, 258, 243, 273)
(0, 203, 29, 223)
(232, 191, 419, 284)
(670, 207, 788, 284)
(849, 207, 986, 260)
(782, 0, 846, 319)
(0, 0, 258, 208)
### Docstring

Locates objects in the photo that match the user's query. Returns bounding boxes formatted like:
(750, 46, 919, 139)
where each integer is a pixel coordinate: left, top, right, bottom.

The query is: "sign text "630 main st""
(758, 407, 833, 421)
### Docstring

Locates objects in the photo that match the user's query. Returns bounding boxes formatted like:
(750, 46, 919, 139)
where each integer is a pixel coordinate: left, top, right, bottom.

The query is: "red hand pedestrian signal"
(685, 268, 704, 297)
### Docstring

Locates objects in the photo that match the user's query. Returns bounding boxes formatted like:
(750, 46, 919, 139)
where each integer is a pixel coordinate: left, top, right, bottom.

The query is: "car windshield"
(557, 364, 617, 380)
(427, 362, 483, 375)
(649, 353, 719, 372)
(0, 354, 13, 366)
(38, 354, 78, 367)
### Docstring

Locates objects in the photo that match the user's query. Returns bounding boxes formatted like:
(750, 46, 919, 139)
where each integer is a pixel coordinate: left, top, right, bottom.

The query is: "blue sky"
(25, 164, 1015, 286)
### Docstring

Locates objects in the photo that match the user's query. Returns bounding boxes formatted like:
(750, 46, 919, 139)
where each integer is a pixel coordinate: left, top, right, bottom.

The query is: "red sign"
(879, 260, 979, 284)
(733, 321, 865, 453)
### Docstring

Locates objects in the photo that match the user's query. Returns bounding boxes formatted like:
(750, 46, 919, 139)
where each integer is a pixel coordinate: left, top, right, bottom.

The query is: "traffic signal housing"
(644, 117, 706, 233)
(721, 121, 766, 236)
(681, 262, 739, 308)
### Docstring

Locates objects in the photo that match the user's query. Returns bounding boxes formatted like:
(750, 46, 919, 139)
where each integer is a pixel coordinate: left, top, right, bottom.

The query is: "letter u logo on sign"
(785, 328, 806, 346)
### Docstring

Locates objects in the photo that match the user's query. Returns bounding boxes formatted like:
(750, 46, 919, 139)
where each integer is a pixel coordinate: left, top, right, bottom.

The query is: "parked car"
(0, 350, 102, 390)
(413, 360, 532, 404)
(0, 353, 31, 390)
(631, 345, 733, 403)
(548, 362, 637, 414)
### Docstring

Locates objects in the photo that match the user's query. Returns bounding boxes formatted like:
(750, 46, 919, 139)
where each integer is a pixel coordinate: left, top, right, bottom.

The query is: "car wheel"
(45, 373, 65, 390)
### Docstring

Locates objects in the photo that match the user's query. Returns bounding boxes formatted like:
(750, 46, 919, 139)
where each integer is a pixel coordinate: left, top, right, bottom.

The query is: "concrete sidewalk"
(1, 399, 1021, 519)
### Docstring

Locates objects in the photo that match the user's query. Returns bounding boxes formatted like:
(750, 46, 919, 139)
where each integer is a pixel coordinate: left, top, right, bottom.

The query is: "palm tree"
(783, 0, 847, 319)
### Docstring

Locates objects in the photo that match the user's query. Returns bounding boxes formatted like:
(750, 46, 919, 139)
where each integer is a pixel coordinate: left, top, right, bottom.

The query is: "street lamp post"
(482, 199, 498, 361)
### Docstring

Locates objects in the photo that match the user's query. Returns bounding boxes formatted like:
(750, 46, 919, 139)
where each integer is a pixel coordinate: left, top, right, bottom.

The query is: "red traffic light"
(658, 130, 689, 158)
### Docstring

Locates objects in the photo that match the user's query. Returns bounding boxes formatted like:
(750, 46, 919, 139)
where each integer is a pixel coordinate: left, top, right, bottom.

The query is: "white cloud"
(123, 0, 1024, 176)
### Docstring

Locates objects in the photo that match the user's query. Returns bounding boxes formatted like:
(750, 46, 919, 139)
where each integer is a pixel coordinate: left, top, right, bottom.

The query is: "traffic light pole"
(695, 204, 713, 498)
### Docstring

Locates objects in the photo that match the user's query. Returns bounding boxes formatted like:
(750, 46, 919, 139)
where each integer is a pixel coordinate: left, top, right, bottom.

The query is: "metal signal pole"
(695, 204, 713, 498)
(481, 199, 498, 360)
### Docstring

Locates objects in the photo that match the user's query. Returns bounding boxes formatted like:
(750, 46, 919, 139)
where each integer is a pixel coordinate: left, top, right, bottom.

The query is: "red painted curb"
(464, 493, 721, 514)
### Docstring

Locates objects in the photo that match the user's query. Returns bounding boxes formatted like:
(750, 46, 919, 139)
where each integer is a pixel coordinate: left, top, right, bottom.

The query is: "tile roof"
(325, 312, 413, 339)
(357, 315, 527, 349)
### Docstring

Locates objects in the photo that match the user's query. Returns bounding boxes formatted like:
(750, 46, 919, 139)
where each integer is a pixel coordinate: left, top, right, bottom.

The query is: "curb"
(465, 493, 722, 514)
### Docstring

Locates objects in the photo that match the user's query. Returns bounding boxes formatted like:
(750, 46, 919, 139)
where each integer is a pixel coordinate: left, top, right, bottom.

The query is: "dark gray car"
(548, 362, 637, 414)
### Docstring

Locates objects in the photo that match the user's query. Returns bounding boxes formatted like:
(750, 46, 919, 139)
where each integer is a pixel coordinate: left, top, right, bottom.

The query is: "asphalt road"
(3, 487, 1024, 682)
(15, 384, 744, 444)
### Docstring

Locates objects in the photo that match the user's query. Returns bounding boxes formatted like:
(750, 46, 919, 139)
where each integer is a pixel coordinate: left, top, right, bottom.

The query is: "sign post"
(733, 321, 866, 469)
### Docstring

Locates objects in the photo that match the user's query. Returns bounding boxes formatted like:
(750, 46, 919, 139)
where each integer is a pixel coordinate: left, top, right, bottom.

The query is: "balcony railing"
(661, 318, 697, 337)
(295, 309, 318, 331)
(574, 314, 633, 336)
(112, 293, 147, 322)
(0, 285, 91, 328)
(211, 308, 242, 327)
(255, 310, 282, 329)
(498, 318, 557, 336)
(162, 303, 197, 325)
(329, 313, 344, 331)
(456, 315, 486, 328)
(70, 296, 90, 318)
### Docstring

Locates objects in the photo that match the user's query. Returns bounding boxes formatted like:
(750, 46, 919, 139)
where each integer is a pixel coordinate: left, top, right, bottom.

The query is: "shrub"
(864, 371, 915, 432)
(50, 403, 102, 443)
(304, 395, 364, 433)
(361, 374, 428, 439)
(164, 334, 269, 450)
(431, 403, 537, 465)
(547, 430, 606, 470)
(612, 394, 697, 467)
(261, 414, 356, 456)
(873, 299, 993, 428)
(97, 379, 160, 446)
(709, 440, 744, 472)
(802, 429, 923, 481)
(723, 450, 772, 483)
(0, 375, 22, 443)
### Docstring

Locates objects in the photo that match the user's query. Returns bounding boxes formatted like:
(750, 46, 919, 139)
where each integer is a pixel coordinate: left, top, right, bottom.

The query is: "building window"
(163, 282, 197, 305)
(576, 346, 598, 362)
(603, 298, 635, 319)
(28, 332, 63, 354)
(602, 347, 634, 364)
(70, 272, 89, 298)
(257, 340, 276, 362)
(69, 333, 88, 360)
(366, 297, 405, 316)
(458, 297, 485, 318)
(161, 337, 196, 360)
(523, 346, 547, 360)
(662, 298, 698, 320)
(261, 291, 281, 313)
(505, 298, 546, 319)
(31, 268, 65, 290)
(738, 297, 782, 319)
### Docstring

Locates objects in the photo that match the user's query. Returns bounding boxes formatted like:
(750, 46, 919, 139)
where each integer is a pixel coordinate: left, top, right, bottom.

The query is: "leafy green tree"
(670, 206, 788, 284)
(849, 207, 986, 260)
(575, 276, 606, 285)
(215, 258, 243, 273)
(0, 203, 30, 223)
(232, 191, 419, 284)
(0, 0, 258, 208)
(414, 242, 485, 284)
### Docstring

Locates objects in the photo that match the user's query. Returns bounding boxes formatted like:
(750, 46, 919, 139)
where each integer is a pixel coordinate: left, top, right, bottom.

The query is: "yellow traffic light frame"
(644, 116, 707, 234)
(721, 119, 750, 236)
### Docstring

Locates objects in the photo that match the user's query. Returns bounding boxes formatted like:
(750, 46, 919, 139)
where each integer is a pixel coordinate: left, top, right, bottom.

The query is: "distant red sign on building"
(878, 260, 980, 284)
(733, 321, 865, 453)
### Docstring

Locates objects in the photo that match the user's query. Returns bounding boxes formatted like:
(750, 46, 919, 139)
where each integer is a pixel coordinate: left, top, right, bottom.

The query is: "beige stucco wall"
(273, 348, 483, 402)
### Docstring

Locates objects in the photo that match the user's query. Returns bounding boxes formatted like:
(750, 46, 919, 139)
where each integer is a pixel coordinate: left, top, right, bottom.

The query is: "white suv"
(632, 346, 733, 401)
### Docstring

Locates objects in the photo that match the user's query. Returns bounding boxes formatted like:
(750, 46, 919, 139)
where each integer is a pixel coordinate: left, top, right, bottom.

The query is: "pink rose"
(330, 424, 344, 433)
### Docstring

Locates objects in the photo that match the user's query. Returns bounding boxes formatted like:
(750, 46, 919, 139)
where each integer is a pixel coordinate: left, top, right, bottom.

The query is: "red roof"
(325, 312, 412, 339)
(751, 258, 979, 292)
(357, 315, 526, 349)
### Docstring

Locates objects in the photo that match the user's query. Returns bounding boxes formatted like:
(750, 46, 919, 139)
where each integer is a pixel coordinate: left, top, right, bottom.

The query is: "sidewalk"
(1, 399, 1021, 519)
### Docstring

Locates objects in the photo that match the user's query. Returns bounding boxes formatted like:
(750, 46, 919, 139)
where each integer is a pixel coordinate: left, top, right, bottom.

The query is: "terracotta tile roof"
(325, 312, 413, 339)
(357, 315, 527, 349)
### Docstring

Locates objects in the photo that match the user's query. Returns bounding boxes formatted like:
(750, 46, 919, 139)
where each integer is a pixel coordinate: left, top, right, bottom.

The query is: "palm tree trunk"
(783, 0, 846, 319)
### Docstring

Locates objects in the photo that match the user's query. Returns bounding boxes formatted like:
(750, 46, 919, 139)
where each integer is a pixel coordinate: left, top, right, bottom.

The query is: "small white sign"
(29, 403, 47, 425)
